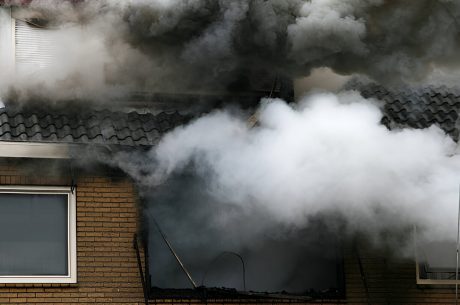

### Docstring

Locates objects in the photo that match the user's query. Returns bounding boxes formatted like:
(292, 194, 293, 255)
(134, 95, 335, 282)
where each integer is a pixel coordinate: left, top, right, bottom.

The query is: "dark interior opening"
(142, 172, 345, 300)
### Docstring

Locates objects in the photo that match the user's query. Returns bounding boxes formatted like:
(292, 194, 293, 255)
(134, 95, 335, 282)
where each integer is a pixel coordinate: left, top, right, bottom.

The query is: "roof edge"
(0, 141, 72, 159)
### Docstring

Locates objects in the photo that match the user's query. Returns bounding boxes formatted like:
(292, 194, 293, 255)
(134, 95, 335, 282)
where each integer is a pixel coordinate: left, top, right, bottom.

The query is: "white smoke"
(116, 91, 460, 248)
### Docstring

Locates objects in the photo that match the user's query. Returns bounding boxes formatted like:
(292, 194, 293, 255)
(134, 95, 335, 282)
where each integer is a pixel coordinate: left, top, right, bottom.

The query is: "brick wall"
(345, 244, 459, 305)
(5, 158, 455, 305)
(0, 159, 146, 304)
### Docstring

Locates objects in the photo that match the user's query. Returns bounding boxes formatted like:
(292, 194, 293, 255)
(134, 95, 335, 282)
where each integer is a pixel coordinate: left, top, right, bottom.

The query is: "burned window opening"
(142, 172, 345, 301)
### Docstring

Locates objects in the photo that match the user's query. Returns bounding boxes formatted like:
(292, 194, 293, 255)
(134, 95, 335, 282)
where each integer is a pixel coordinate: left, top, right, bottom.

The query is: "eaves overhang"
(0, 141, 74, 159)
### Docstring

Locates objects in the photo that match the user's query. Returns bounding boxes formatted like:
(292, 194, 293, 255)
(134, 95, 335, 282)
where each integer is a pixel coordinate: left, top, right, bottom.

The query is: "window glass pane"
(0, 193, 68, 276)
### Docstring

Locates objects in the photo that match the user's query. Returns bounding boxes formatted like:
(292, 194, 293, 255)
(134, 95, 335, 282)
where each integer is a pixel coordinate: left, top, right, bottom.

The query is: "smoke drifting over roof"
(2, 0, 460, 101)
(97, 91, 460, 291)
(112, 91, 460, 248)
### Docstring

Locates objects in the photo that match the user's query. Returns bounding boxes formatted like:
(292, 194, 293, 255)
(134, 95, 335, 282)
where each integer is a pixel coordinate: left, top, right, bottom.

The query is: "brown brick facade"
(0, 159, 146, 304)
(1, 158, 456, 305)
(344, 245, 459, 305)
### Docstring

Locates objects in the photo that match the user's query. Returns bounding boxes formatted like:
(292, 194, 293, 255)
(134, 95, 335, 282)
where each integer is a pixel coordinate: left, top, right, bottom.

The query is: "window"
(0, 186, 76, 283)
(15, 19, 57, 75)
(415, 227, 459, 285)
(0, 7, 58, 76)
(145, 173, 344, 300)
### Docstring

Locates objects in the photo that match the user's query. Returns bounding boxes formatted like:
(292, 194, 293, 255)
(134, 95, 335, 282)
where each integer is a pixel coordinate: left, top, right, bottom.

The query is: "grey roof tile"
(118, 137, 135, 146)
(0, 107, 189, 146)
(135, 137, 149, 146)
(131, 128, 148, 141)
(358, 84, 460, 141)
(145, 129, 161, 144)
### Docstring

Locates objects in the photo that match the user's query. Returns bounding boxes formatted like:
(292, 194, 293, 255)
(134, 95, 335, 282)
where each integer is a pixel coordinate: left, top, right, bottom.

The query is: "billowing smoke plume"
(111, 91, 460, 252)
(104, 91, 460, 291)
(2, 0, 460, 101)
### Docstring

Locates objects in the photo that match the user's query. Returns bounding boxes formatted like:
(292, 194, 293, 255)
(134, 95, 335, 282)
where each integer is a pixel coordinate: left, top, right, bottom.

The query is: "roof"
(359, 84, 460, 141)
(0, 107, 189, 146)
(1, 84, 459, 147)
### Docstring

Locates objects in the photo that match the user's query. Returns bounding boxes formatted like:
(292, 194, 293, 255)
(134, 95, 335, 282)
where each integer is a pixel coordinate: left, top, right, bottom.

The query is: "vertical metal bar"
(143, 236, 151, 292)
(456, 184, 460, 305)
(269, 76, 278, 98)
(414, 225, 418, 282)
(354, 241, 371, 305)
(133, 234, 149, 305)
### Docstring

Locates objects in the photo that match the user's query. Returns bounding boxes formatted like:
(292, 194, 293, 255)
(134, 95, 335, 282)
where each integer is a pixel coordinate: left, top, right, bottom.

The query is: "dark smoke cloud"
(2, 0, 460, 102)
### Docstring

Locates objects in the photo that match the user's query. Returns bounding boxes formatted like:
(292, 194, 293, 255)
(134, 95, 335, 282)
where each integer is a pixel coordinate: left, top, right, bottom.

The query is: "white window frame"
(0, 7, 15, 72)
(415, 256, 460, 285)
(0, 185, 77, 284)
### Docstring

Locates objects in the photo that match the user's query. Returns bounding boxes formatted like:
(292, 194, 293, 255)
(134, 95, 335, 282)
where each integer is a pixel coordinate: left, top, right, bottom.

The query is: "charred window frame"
(0, 186, 77, 284)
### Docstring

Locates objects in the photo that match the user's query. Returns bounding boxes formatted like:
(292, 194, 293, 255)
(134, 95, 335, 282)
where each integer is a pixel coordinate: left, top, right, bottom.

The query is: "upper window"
(0, 186, 76, 283)
(15, 19, 57, 75)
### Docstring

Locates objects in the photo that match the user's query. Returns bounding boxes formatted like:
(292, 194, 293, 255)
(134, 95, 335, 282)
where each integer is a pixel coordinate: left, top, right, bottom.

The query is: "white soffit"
(0, 142, 71, 159)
